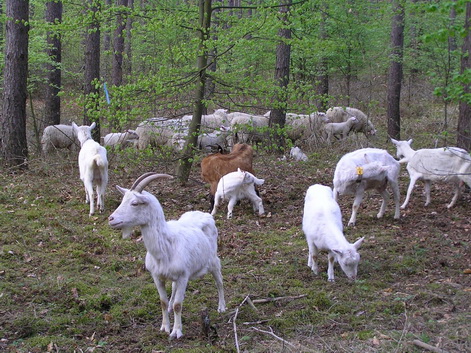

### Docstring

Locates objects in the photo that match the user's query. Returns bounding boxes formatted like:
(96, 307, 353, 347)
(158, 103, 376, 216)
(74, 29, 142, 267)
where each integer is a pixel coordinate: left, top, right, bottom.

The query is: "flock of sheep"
(39, 107, 471, 339)
(40, 106, 377, 156)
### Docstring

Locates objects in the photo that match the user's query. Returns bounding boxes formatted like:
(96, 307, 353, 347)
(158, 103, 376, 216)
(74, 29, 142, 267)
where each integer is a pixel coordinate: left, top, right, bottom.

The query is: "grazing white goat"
(41, 124, 79, 154)
(333, 148, 400, 226)
(302, 184, 364, 281)
(211, 168, 265, 219)
(103, 130, 139, 148)
(72, 122, 109, 216)
(289, 146, 308, 161)
(108, 173, 226, 339)
(391, 138, 471, 209)
(323, 116, 357, 144)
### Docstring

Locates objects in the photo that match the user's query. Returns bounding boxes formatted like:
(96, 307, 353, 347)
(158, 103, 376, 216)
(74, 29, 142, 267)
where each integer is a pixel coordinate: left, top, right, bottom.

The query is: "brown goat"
(201, 143, 255, 208)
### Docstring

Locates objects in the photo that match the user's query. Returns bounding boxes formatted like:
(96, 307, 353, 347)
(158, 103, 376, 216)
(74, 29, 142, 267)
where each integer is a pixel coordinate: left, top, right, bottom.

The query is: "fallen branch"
(251, 294, 307, 304)
(233, 295, 250, 353)
(251, 326, 296, 348)
(412, 340, 449, 353)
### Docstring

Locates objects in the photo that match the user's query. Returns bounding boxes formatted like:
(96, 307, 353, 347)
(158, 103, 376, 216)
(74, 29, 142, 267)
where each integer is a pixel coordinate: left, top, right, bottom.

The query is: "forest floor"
(0, 132, 470, 353)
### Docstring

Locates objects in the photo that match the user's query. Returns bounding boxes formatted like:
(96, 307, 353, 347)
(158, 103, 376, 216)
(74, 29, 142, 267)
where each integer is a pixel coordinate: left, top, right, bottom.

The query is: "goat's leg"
(401, 177, 418, 209)
(377, 188, 389, 219)
(327, 252, 336, 282)
(168, 281, 176, 313)
(169, 277, 189, 339)
(210, 195, 220, 217)
(447, 183, 462, 208)
(248, 193, 264, 216)
(151, 276, 171, 334)
(210, 258, 226, 313)
(424, 180, 432, 206)
(227, 198, 237, 219)
(84, 181, 95, 215)
(348, 186, 365, 226)
(390, 180, 401, 219)
(307, 243, 319, 275)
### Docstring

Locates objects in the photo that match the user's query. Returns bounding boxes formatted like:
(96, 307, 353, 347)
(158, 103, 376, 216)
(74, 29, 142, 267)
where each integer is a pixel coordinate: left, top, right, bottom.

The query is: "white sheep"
(229, 112, 269, 145)
(201, 109, 230, 129)
(198, 126, 231, 152)
(323, 116, 357, 144)
(211, 168, 265, 219)
(41, 124, 79, 154)
(72, 122, 109, 216)
(108, 173, 226, 339)
(103, 130, 139, 148)
(333, 148, 401, 226)
(391, 138, 471, 209)
(326, 107, 376, 137)
(285, 112, 329, 145)
(135, 118, 188, 150)
(289, 146, 308, 161)
(302, 184, 364, 281)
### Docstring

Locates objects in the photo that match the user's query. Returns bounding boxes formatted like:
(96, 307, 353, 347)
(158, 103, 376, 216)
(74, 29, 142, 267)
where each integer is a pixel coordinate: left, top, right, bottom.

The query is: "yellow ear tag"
(356, 166, 363, 176)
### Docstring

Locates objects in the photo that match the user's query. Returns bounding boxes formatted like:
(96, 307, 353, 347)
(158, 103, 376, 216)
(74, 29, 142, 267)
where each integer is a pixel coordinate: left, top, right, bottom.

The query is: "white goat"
(302, 184, 364, 281)
(391, 138, 471, 209)
(333, 148, 400, 226)
(72, 122, 108, 216)
(326, 107, 376, 137)
(323, 116, 357, 144)
(285, 112, 329, 145)
(108, 173, 226, 339)
(103, 130, 139, 148)
(211, 168, 265, 219)
(41, 124, 79, 154)
(289, 146, 308, 161)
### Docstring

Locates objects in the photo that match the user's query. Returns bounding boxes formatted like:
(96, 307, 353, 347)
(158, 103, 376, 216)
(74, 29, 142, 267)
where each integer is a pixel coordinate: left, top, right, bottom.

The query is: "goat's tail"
(253, 176, 265, 186)
(93, 154, 108, 168)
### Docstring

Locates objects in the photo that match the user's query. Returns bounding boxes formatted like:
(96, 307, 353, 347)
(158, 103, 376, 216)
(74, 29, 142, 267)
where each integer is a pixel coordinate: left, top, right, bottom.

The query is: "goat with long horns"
(108, 173, 226, 339)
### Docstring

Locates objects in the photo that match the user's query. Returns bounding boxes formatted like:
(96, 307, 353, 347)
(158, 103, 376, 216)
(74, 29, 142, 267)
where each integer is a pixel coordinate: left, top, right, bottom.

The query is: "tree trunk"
(124, 0, 133, 77)
(387, 0, 404, 140)
(84, 0, 101, 141)
(0, 0, 29, 169)
(176, 0, 212, 184)
(103, 0, 112, 84)
(43, 0, 63, 129)
(315, 6, 328, 113)
(457, 2, 471, 150)
(269, 0, 292, 152)
(113, 0, 128, 87)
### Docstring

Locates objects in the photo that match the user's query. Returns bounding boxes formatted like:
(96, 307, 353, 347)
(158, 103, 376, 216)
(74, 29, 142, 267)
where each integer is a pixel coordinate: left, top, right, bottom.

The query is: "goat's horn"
(132, 173, 173, 193)
(130, 172, 157, 190)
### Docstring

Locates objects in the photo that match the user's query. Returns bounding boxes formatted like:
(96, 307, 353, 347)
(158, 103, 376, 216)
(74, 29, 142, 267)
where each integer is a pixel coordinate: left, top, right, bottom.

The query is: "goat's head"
(108, 173, 173, 238)
(391, 138, 413, 160)
(72, 122, 96, 146)
(332, 237, 364, 281)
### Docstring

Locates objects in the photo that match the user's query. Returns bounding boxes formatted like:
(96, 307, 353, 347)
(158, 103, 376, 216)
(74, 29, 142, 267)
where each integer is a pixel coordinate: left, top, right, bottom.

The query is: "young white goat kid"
(302, 184, 364, 281)
(72, 122, 108, 215)
(211, 168, 265, 219)
(391, 138, 471, 209)
(333, 148, 401, 226)
(108, 173, 226, 339)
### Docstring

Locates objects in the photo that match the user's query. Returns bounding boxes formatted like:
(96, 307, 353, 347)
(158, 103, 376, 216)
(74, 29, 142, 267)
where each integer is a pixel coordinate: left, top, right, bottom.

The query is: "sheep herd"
(39, 107, 471, 340)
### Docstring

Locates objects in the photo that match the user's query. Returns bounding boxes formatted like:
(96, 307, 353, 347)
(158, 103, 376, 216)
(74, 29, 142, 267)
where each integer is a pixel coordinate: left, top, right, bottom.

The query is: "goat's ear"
(72, 122, 78, 130)
(407, 139, 413, 145)
(116, 185, 128, 195)
(90, 122, 97, 130)
(332, 249, 343, 256)
(390, 138, 398, 144)
(353, 237, 364, 250)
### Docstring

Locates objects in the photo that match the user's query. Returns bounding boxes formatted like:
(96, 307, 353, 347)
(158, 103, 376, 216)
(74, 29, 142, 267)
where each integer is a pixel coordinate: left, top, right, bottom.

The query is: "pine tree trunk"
(113, 0, 128, 87)
(0, 0, 29, 168)
(84, 0, 101, 141)
(44, 1, 63, 129)
(387, 0, 404, 140)
(269, 0, 291, 152)
(457, 2, 471, 150)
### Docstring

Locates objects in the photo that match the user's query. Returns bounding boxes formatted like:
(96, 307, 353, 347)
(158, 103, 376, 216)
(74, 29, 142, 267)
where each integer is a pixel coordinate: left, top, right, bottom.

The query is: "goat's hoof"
(328, 278, 335, 283)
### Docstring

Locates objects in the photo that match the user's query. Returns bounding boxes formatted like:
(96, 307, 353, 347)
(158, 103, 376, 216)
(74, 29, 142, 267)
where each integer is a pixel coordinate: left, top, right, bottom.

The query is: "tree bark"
(176, 0, 212, 184)
(124, 0, 134, 77)
(84, 0, 101, 141)
(270, 0, 292, 152)
(457, 2, 471, 150)
(387, 0, 404, 140)
(44, 0, 63, 129)
(0, 0, 29, 168)
(113, 0, 128, 87)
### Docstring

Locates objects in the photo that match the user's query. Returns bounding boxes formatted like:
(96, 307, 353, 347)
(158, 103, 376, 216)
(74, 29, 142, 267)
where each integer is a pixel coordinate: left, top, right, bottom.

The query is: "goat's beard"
(122, 227, 133, 239)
